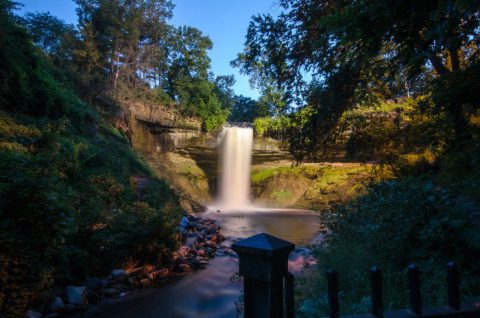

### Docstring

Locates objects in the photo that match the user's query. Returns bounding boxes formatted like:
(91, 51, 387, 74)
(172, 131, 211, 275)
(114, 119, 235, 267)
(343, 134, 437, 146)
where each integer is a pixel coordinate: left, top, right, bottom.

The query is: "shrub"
(297, 178, 480, 317)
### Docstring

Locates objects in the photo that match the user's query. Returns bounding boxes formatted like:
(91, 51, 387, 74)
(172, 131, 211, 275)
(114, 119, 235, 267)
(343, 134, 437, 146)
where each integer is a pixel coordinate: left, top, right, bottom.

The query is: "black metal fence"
(232, 233, 480, 318)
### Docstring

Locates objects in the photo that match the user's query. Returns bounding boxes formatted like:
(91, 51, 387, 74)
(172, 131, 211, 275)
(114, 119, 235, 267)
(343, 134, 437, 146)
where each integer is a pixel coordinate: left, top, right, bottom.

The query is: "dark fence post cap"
(232, 233, 295, 257)
(232, 233, 295, 282)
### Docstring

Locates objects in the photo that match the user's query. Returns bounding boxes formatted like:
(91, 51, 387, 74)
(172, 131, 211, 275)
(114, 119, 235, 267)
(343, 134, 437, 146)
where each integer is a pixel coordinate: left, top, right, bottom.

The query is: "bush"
(297, 178, 480, 317)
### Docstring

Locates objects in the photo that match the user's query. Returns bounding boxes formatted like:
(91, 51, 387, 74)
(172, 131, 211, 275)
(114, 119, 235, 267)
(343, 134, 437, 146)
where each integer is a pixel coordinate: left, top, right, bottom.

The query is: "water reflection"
(209, 210, 320, 246)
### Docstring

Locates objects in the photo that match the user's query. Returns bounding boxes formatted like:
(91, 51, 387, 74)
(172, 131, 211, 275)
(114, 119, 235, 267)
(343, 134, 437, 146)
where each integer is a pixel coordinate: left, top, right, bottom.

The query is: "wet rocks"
(25, 214, 227, 318)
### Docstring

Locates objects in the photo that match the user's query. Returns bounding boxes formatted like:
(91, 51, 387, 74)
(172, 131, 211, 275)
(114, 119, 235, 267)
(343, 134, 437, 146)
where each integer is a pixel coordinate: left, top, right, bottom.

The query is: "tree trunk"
(450, 103, 470, 142)
(449, 48, 460, 72)
(429, 55, 450, 76)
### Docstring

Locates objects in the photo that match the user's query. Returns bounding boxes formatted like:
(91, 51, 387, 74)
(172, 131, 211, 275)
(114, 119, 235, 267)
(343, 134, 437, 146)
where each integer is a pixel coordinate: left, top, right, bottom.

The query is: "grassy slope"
(0, 15, 182, 313)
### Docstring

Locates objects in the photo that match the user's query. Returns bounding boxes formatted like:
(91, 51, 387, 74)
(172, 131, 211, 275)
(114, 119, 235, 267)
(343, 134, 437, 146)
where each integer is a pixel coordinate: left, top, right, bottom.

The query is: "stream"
(83, 210, 321, 318)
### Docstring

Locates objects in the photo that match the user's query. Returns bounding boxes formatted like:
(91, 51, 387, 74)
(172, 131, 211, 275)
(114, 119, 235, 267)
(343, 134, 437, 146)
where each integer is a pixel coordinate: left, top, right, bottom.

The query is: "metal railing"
(232, 233, 480, 318)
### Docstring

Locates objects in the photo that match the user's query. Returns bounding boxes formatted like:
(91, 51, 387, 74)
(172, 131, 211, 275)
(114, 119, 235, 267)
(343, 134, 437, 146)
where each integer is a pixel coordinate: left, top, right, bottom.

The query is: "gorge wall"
(115, 99, 289, 212)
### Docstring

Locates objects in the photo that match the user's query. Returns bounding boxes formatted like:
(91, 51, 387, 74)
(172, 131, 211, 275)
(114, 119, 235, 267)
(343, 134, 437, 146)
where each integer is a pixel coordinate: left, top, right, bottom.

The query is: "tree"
(163, 26, 213, 100)
(213, 75, 236, 111)
(229, 95, 259, 122)
(23, 12, 78, 66)
(75, 0, 174, 94)
(235, 0, 480, 159)
(257, 84, 289, 116)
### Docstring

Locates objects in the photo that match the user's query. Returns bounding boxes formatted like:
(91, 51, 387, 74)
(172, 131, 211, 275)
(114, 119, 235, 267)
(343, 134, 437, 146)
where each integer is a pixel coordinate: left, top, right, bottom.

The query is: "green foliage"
(23, 12, 78, 65)
(0, 2, 182, 315)
(343, 97, 454, 176)
(174, 77, 229, 131)
(297, 178, 480, 317)
(437, 139, 480, 205)
(20, 0, 229, 131)
(0, 5, 77, 118)
(253, 116, 291, 138)
(235, 0, 480, 159)
(229, 95, 271, 122)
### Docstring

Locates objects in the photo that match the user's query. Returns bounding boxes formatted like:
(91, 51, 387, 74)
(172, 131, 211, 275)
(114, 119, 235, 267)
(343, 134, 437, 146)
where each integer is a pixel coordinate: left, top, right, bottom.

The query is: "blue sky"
(17, 0, 282, 99)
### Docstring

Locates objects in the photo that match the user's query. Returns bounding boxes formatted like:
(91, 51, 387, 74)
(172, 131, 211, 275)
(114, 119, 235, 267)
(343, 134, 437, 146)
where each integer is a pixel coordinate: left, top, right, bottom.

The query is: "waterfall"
(217, 127, 253, 210)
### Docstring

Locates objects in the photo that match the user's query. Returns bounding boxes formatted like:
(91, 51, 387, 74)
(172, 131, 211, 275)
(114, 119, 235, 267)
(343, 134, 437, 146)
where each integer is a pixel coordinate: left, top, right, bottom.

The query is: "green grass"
(271, 190, 294, 204)
(251, 165, 319, 184)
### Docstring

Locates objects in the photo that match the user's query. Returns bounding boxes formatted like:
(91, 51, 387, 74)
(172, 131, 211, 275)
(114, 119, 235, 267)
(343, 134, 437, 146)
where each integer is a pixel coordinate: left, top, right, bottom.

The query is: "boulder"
(205, 240, 217, 248)
(180, 216, 189, 228)
(139, 278, 151, 288)
(205, 247, 214, 255)
(127, 267, 145, 279)
(178, 264, 193, 273)
(111, 269, 128, 281)
(103, 288, 118, 297)
(48, 297, 65, 314)
(64, 286, 88, 307)
(24, 311, 42, 318)
(206, 226, 217, 235)
(175, 256, 189, 265)
(85, 277, 108, 292)
(149, 268, 169, 281)
(64, 304, 84, 313)
(179, 246, 190, 256)
(187, 214, 199, 222)
(86, 289, 101, 304)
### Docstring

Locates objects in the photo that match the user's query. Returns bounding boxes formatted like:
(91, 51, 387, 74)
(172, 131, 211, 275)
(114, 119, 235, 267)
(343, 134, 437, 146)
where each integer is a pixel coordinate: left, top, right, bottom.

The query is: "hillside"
(0, 4, 182, 316)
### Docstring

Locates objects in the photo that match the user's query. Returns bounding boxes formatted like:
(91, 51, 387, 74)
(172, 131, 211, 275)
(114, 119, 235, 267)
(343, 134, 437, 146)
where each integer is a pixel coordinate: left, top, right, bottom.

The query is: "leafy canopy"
(235, 0, 480, 159)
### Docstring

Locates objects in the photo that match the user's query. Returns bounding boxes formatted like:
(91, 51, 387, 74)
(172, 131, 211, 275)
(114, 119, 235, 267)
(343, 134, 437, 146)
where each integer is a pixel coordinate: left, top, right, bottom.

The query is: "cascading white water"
(217, 126, 253, 210)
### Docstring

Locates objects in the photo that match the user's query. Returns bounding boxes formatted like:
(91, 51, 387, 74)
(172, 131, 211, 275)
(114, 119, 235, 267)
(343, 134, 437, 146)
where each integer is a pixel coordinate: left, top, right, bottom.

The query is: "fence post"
(326, 270, 340, 318)
(232, 233, 295, 318)
(284, 272, 295, 318)
(447, 261, 460, 310)
(408, 263, 422, 315)
(370, 266, 384, 318)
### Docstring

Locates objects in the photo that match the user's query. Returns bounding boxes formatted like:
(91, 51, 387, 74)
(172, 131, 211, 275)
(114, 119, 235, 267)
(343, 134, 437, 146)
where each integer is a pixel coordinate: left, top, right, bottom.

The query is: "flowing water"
(84, 126, 321, 318)
(217, 127, 254, 210)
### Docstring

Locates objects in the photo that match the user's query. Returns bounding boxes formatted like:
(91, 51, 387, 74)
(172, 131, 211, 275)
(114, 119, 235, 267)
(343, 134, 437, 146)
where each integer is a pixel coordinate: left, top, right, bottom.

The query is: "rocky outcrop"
(127, 101, 201, 131)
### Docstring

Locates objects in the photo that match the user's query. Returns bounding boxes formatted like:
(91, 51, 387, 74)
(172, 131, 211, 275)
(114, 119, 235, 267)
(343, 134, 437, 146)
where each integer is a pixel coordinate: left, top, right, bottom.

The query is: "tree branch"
(428, 53, 450, 76)
(449, 48, 460, 71)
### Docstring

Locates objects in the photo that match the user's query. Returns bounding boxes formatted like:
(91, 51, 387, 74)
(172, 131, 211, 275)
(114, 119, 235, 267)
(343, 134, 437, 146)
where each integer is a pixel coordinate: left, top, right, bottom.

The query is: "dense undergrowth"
(0, 3, 181, 316)
(296, 104, 480, 316)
